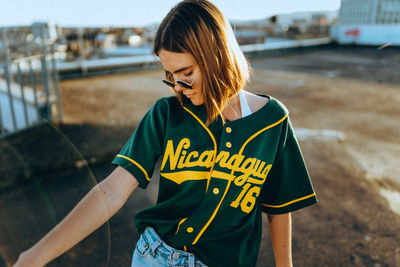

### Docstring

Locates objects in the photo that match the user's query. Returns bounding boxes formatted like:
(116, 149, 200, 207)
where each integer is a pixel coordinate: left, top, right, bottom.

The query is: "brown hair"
(153, 0, 250, 124)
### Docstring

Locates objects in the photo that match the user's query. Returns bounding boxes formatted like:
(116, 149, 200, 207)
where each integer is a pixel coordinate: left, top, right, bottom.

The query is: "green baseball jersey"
(112, 95, 317, 267)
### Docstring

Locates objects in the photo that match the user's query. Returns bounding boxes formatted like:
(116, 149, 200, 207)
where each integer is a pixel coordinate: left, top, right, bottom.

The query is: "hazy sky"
(0, 0, 341, 27)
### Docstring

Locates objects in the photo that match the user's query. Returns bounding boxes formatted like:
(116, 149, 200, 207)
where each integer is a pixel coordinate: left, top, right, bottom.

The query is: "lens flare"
(0, 121, 112, 265)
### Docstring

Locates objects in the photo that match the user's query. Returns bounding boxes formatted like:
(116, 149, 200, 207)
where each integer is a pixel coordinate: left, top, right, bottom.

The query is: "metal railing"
(0, 24, 62, 136)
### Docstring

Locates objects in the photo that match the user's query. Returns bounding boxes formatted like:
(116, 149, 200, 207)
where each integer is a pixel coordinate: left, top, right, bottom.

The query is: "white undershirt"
(239, 90, 252, 118)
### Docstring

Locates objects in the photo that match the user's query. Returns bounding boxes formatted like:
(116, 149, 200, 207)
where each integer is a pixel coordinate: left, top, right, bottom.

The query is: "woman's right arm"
(13, 166, 139, 267)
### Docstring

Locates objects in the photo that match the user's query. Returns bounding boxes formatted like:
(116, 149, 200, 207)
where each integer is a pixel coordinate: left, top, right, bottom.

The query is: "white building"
(331, 0, 400, 45)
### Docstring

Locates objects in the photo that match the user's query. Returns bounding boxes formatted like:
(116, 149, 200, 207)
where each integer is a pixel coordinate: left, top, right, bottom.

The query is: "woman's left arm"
(267, 213, 293, 267)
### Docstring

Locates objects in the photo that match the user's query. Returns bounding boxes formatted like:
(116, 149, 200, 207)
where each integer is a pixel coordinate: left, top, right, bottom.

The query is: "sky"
(0, 0, 341, 27)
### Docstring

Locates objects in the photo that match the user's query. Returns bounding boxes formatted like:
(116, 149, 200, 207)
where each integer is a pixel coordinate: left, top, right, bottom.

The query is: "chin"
(183, 94, 204, 106)
(190, 98, 204, 106)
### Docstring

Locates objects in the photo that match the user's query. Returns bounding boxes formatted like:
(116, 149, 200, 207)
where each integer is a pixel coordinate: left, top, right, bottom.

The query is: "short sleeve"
(112, 100, 167, 189)
(261, 117, 317, 214)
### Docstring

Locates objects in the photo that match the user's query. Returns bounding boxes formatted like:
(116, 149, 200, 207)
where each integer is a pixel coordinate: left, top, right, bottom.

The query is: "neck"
(222, 94, 241, 121)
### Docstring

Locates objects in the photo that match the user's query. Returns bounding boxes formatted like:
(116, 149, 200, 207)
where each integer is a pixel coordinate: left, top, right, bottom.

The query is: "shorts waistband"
(143, 226, 176, 254)
(141, 226, 207, 267)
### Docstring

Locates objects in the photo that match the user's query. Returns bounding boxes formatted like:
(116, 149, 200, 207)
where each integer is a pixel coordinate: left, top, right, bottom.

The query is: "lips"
(184, 92, 196, 98)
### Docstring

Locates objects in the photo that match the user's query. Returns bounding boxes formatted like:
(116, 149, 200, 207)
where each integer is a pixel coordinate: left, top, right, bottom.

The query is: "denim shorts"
(131, 227, 208, 267)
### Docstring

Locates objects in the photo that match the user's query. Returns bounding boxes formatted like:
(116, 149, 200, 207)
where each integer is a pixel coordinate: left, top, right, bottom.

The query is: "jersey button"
(213, 187, 220, 195)
(225, 127, 232, 133)
(226, 142, 232, 148)
(187, 227, 194, 233)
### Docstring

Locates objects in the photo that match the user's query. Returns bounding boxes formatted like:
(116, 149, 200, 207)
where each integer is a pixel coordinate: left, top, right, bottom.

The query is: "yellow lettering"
(248, 164, 271, 184)
(247, 175, 266, 185)
(160, 139, 271, 187)
(230, 183, 251, 208)
(183, 151, 199, 167)
(216, 151, 230, 168)
(261, 164, 272, 178)
(177, 150, 188, 169)
(227, 154, 245, 170)
(160, 138, 190, 171)
(198, 151, 214, 167)
(254, 161, 266, 177)
(240, 186, 260, 213)
(239, 158, 256, 173)
(234, 158, 256, 186)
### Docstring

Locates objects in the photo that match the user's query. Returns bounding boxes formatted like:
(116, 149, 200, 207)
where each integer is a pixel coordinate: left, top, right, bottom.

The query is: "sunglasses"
(162, 79, 193, 89)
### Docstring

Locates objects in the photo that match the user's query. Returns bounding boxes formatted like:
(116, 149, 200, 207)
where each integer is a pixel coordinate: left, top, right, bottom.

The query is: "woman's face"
(158, 49, 204, 106)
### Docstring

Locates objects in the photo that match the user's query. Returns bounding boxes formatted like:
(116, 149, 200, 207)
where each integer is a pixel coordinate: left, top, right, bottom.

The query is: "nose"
(171, 76, 184, 92)
(174, 83, 185, 92)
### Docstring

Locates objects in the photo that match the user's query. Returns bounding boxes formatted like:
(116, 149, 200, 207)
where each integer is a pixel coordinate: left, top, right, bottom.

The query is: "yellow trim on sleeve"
(183, 106, 217, 191)
(262, 193, 316, 208)
(116, 154, 151, 182)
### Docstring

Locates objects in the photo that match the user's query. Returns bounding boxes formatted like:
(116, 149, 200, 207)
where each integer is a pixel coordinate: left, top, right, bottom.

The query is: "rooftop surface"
(1, 45, 400, 266)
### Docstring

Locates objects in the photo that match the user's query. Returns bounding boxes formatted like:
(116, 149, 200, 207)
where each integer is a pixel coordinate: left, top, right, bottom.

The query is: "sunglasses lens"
(177, 80, 193, 89)
(162, 79, 175, 88)
(162, 79, 193, 89)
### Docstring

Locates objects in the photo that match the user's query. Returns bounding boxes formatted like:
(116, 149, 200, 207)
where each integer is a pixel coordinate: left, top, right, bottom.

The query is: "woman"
(14, 1, 316, 266)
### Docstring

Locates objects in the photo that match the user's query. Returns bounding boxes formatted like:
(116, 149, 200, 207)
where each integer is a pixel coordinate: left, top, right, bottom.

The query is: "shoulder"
(268, 96, 289, 117)
(243, 90, 288, 117)
(242, 90, 268, 113)
(153, 95, 180, 111)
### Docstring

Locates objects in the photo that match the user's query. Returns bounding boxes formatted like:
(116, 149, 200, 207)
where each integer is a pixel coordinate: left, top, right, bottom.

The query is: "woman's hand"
(13, 249, 44, 267)
(13, 166, 138, 266)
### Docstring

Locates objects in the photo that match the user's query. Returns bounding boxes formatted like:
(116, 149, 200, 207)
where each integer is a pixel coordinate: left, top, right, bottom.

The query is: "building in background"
(232, 10, 337, 45)
(331, 0, 400, 45)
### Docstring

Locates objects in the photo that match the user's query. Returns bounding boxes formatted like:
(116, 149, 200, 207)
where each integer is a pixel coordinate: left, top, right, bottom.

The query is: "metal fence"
(0, 23, 62, 137)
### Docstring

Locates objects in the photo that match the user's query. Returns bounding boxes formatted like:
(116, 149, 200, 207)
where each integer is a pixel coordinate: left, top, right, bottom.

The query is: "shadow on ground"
(0, 122, 157, 267)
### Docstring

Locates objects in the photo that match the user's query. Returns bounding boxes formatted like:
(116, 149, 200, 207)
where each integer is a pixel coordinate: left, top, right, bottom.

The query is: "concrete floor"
(2, 45, 400, 267)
